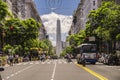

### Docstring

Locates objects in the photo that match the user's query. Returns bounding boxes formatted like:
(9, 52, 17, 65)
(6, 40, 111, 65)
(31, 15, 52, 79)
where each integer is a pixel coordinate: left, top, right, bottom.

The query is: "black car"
(0, 67, 4, 71)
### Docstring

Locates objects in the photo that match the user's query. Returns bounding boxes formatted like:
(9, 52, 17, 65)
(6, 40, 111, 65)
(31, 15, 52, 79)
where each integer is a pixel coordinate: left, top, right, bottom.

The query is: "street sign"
(89, 36, 95, 41)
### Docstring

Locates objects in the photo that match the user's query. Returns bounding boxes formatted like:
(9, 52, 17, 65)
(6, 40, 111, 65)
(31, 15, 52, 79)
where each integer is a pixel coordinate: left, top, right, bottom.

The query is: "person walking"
(9, 55, 14, 66)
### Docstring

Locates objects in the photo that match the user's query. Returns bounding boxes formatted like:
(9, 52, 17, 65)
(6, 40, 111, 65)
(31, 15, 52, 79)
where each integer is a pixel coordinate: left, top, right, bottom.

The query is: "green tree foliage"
(4, 18, 25, 45)
(61, 46, 74, 57)
(0, 0, 11, 21)
(86, 1, 120, 41)
(116, 34, 120, 41)
(67, 30, 86, 47)
(3, 44, 12, 54)
(0, 0, 12, 49)
(3, 18, 44, 55)
(38, 39, 53, 55)
(22, 18, 41, 40)
(4, 18, 41, 47)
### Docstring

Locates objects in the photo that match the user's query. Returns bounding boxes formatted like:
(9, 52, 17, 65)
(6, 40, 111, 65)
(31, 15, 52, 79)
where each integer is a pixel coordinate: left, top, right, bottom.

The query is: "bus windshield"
(82, 45, 96, 53)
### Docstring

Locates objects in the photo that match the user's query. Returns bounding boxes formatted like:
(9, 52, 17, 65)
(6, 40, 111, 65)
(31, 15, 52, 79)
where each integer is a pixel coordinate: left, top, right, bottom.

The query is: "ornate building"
(69, 0, 101, 35)
(4, 0, 47, 40)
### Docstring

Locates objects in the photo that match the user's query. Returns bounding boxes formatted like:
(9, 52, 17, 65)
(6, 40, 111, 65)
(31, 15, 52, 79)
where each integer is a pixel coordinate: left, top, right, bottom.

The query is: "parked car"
(0, 67, 4, 71)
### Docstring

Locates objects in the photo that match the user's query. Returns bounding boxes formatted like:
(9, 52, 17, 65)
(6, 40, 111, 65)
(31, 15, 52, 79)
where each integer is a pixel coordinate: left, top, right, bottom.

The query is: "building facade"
(25, 0, 47, 40)
(69, 0, 120, 35)
(69, 0, 101, 35)
(4, 0, 47, 40)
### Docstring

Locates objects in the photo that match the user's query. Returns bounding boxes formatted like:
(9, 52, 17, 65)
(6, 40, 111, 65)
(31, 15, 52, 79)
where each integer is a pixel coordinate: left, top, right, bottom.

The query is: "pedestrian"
(9, 55, 14, 66)
(66, 53, 72, 63)
(81, 53, 86, 67)
(14, 54, 19, 63)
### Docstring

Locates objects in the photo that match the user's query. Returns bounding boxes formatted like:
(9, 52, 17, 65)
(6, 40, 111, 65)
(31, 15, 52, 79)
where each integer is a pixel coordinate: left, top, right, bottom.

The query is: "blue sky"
(34, 0, 80, 15)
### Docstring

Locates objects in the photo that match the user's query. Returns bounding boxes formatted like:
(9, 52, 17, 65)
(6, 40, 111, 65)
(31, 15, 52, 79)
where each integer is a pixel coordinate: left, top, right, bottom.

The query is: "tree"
(87, 1, 120, 40)
(61, 46, 74, 57)
(4, 18, 25, 45)
(0, 0, 12, 49)
(0, 0, 11, 21)
(67, 30, 86, 47)
(86, 1, 120, 53)
(116, 34, 120, 41)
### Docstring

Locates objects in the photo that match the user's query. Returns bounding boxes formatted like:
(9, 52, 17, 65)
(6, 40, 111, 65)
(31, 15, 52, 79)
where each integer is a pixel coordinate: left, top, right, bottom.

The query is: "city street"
(0, 59, 120, 80)
(0, 0, 120, 80)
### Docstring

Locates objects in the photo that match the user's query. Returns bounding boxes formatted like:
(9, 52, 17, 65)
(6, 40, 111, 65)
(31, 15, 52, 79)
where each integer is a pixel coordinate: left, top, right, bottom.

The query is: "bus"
(76, 43, 98, 64)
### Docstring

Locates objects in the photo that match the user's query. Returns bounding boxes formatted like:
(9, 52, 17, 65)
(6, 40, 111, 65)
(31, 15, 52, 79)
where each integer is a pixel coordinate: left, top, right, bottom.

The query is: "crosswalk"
(4, 59, 74, 67)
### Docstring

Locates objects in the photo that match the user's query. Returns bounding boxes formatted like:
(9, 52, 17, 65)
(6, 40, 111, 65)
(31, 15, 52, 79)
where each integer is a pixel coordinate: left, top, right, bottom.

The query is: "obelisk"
(56, 18, 62, 57)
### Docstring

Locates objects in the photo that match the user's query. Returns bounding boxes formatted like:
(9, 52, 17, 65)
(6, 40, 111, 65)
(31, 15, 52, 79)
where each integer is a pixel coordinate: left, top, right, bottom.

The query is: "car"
(0, 67, 4, 71)
(51, 55, 58, 59)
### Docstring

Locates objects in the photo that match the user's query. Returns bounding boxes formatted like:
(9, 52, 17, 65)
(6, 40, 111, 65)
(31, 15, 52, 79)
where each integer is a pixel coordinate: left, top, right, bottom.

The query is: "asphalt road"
(0, 59, 120, 80)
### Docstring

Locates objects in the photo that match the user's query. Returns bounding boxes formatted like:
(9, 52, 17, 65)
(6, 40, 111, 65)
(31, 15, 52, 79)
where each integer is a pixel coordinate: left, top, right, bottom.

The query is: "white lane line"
(47, 62, 51, 64)
(23, 63, 27, 65)
(41, 62, 45, 64)
(10, 74, 14, 77)
(5, 65, 33, 80)
(6, 76, 10, 79)
(30, 63, 33, 64)
(64, 62, 67, 64)
(15, 72, 18, 75)
(51, 62, 57, 80)
(58, 61, 62, 64)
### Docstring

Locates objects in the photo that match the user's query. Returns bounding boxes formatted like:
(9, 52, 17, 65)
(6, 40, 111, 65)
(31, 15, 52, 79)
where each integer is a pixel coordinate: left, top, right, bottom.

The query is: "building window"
(93, 1, 95, 6)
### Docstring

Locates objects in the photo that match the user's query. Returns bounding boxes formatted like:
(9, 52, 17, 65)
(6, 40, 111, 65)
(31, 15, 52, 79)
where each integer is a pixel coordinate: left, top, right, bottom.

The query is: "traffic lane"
(55, 63, 99, 80)
(86, 63, 120, 80)
(4, 64, 54, 80)
(0, 62, 33, 79)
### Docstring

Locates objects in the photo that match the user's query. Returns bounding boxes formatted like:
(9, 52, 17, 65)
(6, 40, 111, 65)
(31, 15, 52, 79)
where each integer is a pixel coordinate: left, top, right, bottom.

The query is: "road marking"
(4, 65, 33, 80)
(75, 63, 108, 80)
(6, 76, 10, 79)
(15, 72, 18, 75)
(23, 63, 27, 65)
(30, 62, 33, 64)
(10, 74, 14, 77)
(47, 62, 51, 64)
(51, 61, 57, 80)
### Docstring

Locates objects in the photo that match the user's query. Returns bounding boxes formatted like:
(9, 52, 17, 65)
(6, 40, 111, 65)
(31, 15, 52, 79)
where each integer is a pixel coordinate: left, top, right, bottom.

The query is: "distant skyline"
(34, 0, 80, 15)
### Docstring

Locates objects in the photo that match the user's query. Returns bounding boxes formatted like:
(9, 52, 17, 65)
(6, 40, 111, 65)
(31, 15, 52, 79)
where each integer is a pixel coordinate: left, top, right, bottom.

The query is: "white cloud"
(41, 12, 72, 46)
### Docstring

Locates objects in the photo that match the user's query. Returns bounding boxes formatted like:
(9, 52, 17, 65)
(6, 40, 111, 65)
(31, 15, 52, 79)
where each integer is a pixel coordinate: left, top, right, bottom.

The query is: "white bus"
(76, 43, 99, 64)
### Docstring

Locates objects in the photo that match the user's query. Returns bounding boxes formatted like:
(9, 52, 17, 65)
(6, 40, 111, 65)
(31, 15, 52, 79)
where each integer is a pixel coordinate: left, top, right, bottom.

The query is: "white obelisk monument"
(56, 18, 62, 57)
